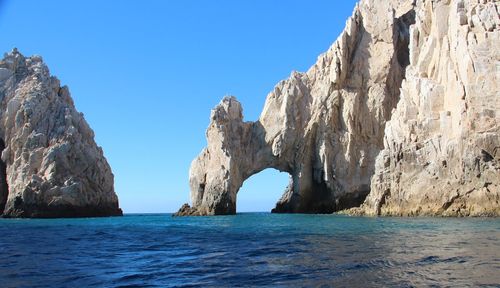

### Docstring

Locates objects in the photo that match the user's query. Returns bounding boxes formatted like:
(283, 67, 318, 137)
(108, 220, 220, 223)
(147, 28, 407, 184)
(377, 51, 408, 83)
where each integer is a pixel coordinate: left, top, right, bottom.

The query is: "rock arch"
(177, 0, 500, 217)
(175, 1, 416, 216)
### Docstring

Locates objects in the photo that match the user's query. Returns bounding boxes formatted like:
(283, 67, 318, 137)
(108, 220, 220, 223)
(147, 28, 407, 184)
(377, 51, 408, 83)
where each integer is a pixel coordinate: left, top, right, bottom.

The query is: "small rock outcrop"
(177, 0, 500, 217)
(0, 49, 122, 218)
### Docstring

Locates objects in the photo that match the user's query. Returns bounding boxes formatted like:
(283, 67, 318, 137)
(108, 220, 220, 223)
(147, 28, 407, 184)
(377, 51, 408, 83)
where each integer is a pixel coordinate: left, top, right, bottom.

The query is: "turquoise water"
(0, 213, 499, 287)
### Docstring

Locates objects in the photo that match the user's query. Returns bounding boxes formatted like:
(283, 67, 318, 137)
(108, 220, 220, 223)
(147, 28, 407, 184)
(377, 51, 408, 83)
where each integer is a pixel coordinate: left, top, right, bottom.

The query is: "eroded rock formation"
(360, 0, 500, 216)
(0, 49, 122, 218)
(176, 0, 499, 216)
(176, 0, 417, 216)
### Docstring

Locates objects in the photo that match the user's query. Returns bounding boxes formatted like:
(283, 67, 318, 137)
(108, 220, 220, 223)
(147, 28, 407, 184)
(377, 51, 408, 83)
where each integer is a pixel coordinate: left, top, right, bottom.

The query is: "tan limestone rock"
(361, 0, 500, 216)
(178, 0, 499, 217)
(0, 49, 122, 218)
(179, 0, 417, 215)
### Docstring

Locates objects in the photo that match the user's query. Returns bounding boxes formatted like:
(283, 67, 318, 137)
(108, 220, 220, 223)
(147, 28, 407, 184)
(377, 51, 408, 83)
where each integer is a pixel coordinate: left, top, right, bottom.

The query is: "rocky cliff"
(361, 0, 500, 216)
(0, 49, 122, 218)
(176, 0, 499, 216)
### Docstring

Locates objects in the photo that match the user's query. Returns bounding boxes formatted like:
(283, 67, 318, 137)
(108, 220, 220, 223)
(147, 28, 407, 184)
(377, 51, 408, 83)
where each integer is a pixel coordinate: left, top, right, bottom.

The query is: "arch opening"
(236, 168, 290, 213)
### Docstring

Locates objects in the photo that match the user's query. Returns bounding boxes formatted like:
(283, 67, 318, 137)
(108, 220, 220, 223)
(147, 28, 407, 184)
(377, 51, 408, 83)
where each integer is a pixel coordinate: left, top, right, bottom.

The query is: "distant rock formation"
(176, 0, 499, 216)
(0, 49, 122, 217)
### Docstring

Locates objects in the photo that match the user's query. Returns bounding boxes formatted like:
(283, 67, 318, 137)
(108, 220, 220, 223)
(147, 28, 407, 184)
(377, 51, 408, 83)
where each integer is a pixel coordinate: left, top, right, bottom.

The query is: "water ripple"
(0, 213, 499, 287)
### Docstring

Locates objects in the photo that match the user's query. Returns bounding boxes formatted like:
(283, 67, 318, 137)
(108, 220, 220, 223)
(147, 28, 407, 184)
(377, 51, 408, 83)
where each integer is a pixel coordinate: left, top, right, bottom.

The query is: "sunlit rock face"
(0, 49, 122, 218)
(176, 0, 499, 216)
(359, 0, 500, 216)
(177, 0, 417, 216)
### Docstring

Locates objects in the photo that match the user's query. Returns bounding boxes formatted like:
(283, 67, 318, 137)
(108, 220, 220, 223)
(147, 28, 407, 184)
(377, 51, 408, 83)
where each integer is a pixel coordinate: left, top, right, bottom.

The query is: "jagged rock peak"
(0, 49, 122, 218)
(177, 0, 499, 217)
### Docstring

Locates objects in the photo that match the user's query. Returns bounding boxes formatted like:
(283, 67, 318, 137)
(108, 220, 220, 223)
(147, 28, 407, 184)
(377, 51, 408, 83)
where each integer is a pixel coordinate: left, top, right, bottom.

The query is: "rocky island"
(176, 0, 499, 216)
(0, 49, 122, 218)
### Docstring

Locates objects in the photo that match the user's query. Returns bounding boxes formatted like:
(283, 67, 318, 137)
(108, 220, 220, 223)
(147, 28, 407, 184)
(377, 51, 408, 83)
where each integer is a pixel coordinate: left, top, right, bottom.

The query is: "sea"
(0, 213, 499, 288)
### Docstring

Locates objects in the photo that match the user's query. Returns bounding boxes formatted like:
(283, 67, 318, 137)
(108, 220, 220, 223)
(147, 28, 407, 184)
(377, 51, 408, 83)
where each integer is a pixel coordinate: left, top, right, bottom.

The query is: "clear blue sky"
(0, 0, 358, 213)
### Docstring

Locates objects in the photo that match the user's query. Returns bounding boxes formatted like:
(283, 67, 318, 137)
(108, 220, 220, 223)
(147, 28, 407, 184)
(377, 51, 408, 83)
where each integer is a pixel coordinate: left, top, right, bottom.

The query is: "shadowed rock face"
(177, 0, 500, 217)
(176, 0, 417, 216)
(0, 49, 122, 218)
